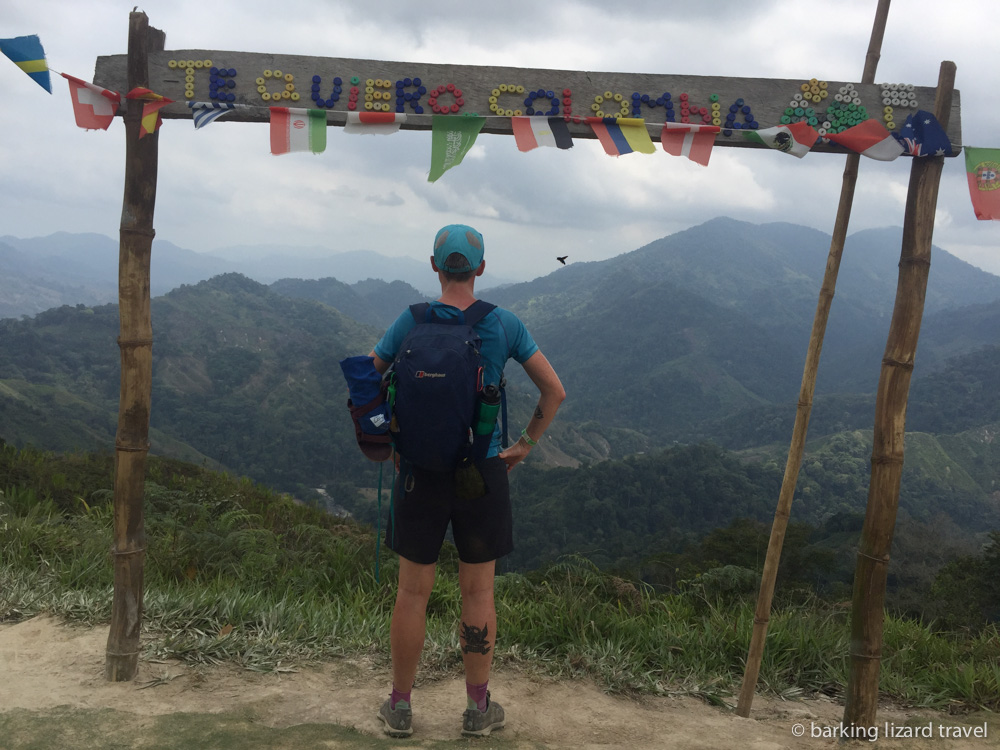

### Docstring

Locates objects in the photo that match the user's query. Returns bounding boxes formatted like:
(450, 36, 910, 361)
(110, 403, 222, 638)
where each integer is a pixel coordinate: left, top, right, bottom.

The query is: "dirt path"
(1, 615, 996, 749)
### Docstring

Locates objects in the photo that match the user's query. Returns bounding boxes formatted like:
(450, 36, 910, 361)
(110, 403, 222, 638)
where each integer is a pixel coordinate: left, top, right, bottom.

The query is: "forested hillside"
(2, 219, 998, 617)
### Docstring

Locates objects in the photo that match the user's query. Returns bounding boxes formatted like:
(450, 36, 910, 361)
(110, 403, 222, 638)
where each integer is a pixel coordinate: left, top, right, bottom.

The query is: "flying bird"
(556, 256, 568, 265)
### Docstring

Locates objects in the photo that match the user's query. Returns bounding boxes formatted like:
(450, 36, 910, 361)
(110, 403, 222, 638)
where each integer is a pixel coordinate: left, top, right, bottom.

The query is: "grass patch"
(2, 442, 999, 711)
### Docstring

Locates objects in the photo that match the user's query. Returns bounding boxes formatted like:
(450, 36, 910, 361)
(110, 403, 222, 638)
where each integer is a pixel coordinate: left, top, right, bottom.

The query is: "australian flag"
(893, 110, 953, 157)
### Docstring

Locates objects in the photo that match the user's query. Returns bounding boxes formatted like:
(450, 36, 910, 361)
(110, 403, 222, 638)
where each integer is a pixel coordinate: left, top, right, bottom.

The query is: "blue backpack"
(388, 300, 497, 472)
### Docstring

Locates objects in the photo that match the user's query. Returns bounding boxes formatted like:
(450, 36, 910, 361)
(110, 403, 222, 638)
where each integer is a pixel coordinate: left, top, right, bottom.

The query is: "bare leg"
(458, 559, 497, 685)
(391, 557, 436, 692)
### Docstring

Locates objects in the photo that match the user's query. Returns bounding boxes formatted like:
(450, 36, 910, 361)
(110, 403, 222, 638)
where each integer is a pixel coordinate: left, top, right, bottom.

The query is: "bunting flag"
(344, 111, 407, 135)
(964, 147, 1000, 221)
(742, 122, 819, 158)
(428, 115, 486, 182)
(660, 122, 720, 166)
(61, 73, 120, 130)
(125, 87, 173, 137)
(0, 35, 51, 93)
(825, 119, 903, 161)
(511, 116, 573, 152)
(892, 110, 953, 157)
(188, 101, 237, 129)
(586, 117, 655, 155)
(269, 107, 327, 154)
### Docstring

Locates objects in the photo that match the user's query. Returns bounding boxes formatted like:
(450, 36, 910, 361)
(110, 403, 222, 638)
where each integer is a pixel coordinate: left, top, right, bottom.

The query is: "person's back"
(367, 224, 565, 738)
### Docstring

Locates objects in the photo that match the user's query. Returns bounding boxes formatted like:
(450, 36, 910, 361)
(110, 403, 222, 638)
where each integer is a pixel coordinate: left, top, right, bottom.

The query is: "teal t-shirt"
(374, 301, 539, 457)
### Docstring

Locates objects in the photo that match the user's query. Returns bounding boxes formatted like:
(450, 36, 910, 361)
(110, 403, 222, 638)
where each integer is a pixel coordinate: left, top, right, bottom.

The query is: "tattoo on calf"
(534, 406, 544, 420)
(460, 622, 492, 655)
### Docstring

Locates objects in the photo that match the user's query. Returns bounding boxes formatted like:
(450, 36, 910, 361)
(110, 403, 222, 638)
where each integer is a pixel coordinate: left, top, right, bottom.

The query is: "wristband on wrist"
(520, 428, 538, 447)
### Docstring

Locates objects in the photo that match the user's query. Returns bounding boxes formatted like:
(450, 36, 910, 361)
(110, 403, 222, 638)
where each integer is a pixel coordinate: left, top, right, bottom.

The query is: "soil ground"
(1, 615, 996, 749)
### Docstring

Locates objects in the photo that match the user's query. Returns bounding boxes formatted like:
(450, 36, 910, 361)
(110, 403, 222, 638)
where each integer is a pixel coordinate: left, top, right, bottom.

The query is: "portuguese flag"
(965, 147, 1000, 221)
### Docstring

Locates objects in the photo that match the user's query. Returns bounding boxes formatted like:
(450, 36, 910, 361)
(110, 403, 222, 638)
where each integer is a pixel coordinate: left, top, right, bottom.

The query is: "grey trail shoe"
(378, 698, 413, 738)
(462, 692, 506, 737)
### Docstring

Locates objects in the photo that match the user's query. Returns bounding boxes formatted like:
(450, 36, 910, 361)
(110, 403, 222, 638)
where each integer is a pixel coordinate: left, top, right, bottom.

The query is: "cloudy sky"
(2, 0, 999, 282)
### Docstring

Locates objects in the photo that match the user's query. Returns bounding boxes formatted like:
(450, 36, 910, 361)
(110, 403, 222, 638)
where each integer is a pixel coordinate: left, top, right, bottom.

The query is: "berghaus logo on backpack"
(390, 301, 496, 472)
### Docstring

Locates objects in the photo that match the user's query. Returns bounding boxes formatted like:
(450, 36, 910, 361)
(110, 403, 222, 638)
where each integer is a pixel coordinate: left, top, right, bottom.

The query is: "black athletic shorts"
(384, 457, 513, 565)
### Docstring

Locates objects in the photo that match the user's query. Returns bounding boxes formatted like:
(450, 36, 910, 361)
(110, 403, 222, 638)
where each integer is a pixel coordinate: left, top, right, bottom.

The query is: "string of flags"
(3, 33, 999, 219)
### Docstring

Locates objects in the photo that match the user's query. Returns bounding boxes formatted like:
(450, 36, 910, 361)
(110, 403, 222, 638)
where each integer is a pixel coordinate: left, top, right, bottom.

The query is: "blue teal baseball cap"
(433, 224, 485, 273)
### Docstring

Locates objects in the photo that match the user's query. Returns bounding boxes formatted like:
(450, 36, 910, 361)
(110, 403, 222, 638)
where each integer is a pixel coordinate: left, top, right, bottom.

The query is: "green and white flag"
(743, 122, 819, 159)
(270, 107, 326, 155)
(428, 115, 486, 182)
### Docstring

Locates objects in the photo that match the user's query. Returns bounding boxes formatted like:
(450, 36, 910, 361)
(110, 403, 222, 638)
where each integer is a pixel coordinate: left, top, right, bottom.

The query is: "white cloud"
(1, 0, 996, 281)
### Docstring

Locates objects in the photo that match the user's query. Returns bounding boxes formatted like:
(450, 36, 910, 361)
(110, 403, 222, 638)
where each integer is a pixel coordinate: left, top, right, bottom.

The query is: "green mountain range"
(2, 219, 998, 590)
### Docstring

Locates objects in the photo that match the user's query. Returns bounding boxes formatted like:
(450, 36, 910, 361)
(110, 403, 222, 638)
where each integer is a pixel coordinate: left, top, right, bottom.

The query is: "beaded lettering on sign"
(310, 75, 343, 109)
(590, 90, 629, 119)
(364, 78, 393, 112)
(255, 69, 295, 102)
(719, 97, 757, 136)
(877, 83, 919, 132)
(154, 55, 939, 150)
(166, 59, 215, 101)
(428, 83, 466, 115)
(395, 77, 427, 114)
(523, 88, 560, 118)
(487, 83, 525, 117)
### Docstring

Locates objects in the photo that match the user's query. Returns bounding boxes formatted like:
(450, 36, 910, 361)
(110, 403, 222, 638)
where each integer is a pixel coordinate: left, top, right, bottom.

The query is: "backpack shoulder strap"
(462, 300, 497, 329)
(409, 302, 431, 324)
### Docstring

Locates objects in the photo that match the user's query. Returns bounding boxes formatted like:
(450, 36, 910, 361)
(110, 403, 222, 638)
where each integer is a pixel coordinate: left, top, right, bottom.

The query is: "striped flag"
(0, 35, 51, 93)
(743, 122, 819, 158)
(511, 116, 573, 151)
(825, 119, 903, 161)
(270, 107, 327, 154)
(61, 73, 120, 130)
(344, 111, 406, 135)
(188, 101, 237, 128)
(660, 123, 720, 166)
(585, 117, 655, 155)
(126, 87, 173, 137)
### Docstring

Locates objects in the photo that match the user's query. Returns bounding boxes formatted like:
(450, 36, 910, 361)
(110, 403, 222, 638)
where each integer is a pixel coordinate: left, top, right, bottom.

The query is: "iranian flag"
(743, 122, 819, 158)
(825, 119, 903, 161)
(61, 72, 120, 130)
(270, 107, 327, 154)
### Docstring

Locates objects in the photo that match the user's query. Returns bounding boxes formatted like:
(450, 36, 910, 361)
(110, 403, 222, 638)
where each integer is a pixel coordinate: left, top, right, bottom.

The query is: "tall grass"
(1, 444, 998, 711)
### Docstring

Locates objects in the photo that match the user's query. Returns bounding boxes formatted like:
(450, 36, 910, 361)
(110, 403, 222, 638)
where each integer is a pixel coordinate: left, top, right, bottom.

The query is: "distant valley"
(2, 218, 998, 598)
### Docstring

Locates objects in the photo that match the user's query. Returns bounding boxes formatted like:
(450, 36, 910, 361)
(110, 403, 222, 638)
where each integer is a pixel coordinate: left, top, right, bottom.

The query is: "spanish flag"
(0, 35, 51, 93)
(126, 87, 173, 137)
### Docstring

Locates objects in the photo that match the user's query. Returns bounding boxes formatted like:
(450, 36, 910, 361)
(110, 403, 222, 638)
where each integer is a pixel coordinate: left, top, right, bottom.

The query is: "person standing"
(368, 224, 565, 738)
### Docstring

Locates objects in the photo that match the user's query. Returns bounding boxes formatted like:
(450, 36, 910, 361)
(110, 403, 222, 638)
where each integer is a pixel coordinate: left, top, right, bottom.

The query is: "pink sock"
(466, 680, 489, 712)
(390, 685, 411, 709)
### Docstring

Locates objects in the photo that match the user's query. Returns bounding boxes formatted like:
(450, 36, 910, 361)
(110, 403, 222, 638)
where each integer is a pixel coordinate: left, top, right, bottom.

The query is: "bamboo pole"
(735, 0, 892, 717)
(842, 60, 956, 729)
(105, 11, 164, 682)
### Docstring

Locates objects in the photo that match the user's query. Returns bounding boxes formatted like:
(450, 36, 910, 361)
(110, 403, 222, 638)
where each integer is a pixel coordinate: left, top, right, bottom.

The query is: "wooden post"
(105, 11, 164, 682)
(735, 0, 892, 717)
(842, 60, 956, 728)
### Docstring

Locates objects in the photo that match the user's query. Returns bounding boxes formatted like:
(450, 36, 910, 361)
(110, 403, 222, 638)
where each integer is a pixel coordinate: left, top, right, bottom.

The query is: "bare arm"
(499, 350, 565, 471)
(368, 351, 391, 375)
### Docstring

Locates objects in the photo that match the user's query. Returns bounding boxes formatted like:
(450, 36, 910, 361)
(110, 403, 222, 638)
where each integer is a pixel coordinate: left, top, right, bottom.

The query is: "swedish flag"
(0, 34, 51, 93)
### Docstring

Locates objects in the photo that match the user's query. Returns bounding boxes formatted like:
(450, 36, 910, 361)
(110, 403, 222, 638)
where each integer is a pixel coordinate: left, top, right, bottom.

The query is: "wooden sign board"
(94, 50, 962, 154)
